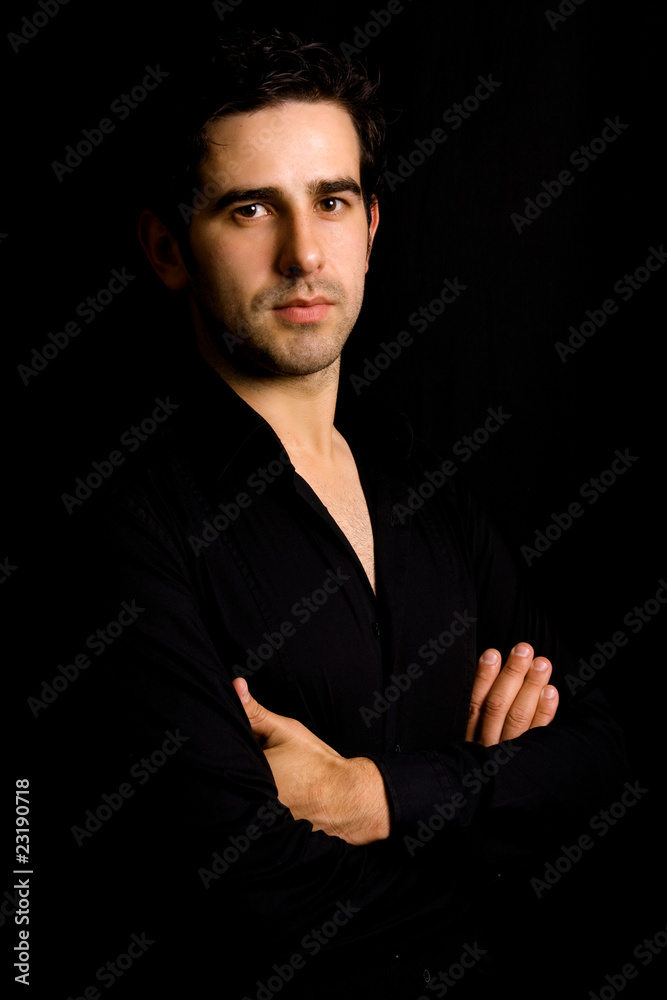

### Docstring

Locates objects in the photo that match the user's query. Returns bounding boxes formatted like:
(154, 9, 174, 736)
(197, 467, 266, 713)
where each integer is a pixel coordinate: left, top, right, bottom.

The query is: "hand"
(232, 677, 390, 845)
(465, 643, 559, 746)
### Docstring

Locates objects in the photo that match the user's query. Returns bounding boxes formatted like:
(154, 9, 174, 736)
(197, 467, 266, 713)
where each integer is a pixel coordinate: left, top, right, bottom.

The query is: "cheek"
(190, 231, 256, 295)
(327, 231, 371, 282)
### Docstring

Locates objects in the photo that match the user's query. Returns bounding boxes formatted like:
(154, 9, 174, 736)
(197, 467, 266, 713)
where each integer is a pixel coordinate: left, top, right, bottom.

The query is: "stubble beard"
(193, 273, 365, 379)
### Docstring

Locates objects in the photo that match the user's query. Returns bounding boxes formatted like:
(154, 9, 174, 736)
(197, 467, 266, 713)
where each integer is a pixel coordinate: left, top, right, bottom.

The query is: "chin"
(236, 330, 348, 378)
(253, 350, 341, 379)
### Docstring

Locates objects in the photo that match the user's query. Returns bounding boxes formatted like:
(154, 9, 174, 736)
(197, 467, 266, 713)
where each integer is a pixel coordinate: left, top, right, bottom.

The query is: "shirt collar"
(173, 355, 415, 486)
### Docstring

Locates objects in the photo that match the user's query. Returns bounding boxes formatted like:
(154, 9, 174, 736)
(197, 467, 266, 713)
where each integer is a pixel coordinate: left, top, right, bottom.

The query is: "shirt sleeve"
(366, 473, 630, 867)
(78, 478, 487, 986)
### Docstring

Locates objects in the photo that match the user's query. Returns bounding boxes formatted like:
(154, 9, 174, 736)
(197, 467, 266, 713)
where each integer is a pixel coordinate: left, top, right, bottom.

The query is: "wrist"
(344, 757, 391, 844)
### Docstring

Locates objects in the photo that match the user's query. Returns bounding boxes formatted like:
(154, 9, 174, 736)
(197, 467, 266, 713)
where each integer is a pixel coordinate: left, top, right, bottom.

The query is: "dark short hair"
(145, 30, 386, 243)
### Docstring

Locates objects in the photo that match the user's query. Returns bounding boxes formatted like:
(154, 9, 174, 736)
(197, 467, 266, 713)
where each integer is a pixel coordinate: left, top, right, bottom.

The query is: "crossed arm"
(233, 642, 558, 846)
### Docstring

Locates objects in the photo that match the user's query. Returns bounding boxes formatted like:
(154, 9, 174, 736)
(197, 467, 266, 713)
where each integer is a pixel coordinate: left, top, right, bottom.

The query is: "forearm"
(368, 687, 629, 864)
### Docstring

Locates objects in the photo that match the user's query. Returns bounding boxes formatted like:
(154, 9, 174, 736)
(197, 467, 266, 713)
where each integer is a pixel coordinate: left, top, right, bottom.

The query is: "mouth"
(272, 297, 334, 324)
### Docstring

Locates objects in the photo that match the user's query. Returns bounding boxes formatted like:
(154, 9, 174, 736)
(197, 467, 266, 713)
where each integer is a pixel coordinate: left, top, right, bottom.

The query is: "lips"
(273, 297, 334, 323)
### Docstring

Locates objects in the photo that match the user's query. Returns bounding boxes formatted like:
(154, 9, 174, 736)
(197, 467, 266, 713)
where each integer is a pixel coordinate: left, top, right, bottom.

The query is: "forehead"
(200, 100, 362, 190)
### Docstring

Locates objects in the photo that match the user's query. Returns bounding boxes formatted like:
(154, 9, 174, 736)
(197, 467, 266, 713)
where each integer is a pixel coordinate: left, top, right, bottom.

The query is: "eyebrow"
(214, 177, 363, 212)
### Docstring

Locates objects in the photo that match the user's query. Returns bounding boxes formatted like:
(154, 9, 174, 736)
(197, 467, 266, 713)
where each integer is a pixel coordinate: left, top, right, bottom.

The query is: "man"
(88, 31, 626, 998)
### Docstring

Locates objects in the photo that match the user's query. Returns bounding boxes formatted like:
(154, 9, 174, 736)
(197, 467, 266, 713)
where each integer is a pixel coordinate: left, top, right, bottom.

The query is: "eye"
(318, 197, 345, 213)
(234, 203, 269, 219)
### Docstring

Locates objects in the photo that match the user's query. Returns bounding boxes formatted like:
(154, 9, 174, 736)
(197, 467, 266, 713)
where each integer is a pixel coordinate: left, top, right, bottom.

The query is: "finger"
(476, 643, 535, 745)
(499, 656, 553, 741)
(529, 684, 559, 730)
(232, 677, 283, 746)
(466, 649, 501, 741)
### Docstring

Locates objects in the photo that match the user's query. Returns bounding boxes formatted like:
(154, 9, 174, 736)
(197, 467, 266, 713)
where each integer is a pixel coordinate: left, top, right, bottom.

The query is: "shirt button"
(423, 969, 431, 983)
(393, 744, 401, 753)
(372, 621, 381, 638)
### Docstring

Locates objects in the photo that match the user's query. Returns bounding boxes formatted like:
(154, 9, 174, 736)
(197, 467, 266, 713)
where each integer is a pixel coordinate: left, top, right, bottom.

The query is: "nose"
(277, 210, 326, 279)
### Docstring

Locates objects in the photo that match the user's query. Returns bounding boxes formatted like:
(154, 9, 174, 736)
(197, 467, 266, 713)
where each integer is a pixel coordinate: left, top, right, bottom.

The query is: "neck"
(197, 336, 341, 463)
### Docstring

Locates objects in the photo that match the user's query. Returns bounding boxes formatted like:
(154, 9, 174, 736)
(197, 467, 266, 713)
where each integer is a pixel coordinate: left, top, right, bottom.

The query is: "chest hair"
(301, 468, 376, 594)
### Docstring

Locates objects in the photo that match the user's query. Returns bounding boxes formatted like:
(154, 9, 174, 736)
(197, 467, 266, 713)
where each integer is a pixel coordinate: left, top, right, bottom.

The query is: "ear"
(365, 196, 380, 273)
(138, 209, 190, 290)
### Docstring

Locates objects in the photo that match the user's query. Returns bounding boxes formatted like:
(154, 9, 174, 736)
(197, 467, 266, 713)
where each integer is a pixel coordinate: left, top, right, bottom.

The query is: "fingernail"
(533, 659, 549, 671)
(543, 686, 557, 699)
(513, 643, 531, 657)
(480, 651, 498, 664)
(237, 679, 250, 702)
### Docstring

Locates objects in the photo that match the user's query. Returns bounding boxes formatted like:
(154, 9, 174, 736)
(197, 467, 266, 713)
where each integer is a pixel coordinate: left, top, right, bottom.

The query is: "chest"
(298, 464, 376, 594)
(194, 446, 479, 750)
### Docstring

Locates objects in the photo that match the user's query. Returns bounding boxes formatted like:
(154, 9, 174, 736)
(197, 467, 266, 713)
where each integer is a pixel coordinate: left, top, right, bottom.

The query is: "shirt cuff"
(364, 750, 457, 829)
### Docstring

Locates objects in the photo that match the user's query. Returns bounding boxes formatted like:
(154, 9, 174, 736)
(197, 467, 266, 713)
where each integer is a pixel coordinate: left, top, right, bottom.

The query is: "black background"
(4, 0, 665, 996)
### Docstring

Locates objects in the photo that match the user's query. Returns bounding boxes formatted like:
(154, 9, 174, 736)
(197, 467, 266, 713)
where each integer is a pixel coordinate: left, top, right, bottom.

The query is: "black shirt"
(81, 358, 627, 997)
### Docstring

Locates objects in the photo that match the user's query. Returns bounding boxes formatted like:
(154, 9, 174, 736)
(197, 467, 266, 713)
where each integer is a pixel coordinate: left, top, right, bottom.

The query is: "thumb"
(232, 677, 283, 745)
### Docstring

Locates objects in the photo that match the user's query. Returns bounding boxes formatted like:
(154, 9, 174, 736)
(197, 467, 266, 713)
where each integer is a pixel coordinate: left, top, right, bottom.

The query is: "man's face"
(182, 99, 379, 378)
